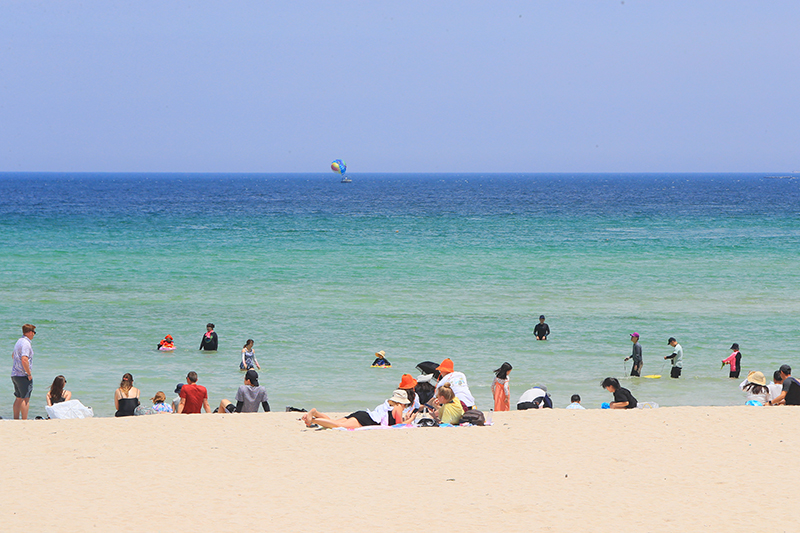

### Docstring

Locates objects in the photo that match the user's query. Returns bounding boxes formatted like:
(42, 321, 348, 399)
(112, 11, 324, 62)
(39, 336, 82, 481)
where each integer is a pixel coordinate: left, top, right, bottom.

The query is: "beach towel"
(45, 400, 94, 419)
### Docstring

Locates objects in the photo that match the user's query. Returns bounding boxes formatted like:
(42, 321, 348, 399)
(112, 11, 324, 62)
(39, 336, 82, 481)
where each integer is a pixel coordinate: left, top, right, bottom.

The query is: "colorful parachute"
(331, 159, 346, 175)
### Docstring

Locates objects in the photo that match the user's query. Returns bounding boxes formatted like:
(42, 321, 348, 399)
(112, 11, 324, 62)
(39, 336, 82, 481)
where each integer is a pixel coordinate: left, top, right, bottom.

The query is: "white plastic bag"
(45, 400, 94, 419)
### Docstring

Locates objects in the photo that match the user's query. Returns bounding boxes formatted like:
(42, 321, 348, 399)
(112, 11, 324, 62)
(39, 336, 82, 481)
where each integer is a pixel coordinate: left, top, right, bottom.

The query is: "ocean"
(1, 172, 798, 418)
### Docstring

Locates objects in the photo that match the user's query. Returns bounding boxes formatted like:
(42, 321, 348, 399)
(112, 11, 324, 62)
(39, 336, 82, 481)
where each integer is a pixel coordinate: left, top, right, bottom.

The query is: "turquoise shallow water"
(1, 173, 799, 417)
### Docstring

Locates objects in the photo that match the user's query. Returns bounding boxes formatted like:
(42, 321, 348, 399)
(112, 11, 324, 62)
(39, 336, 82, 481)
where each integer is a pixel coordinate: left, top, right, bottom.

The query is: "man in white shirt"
(665, 337, 683, 379)
(11, 324, 36, 419)
(436, 358, 475, 409)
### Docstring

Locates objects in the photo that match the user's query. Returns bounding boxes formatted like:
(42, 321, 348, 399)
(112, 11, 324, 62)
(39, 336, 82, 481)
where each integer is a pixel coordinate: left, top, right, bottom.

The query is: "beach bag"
(416, 413, 439, 427)
(45, 400, 94, 419)
(459, 409, 486, 426)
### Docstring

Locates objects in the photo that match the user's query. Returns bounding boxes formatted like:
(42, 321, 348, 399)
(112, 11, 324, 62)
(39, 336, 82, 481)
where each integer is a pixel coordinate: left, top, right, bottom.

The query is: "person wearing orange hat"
(398, 374, 420, 415)
(436, 358, 475, 409)
(157, 335, 175, 351)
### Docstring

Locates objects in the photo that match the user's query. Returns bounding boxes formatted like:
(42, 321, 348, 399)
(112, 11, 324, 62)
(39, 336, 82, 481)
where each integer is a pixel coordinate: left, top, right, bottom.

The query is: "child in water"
(491, 362, 512, 411)
(158, 335, 175, 351)
(372, 350, 391, 367)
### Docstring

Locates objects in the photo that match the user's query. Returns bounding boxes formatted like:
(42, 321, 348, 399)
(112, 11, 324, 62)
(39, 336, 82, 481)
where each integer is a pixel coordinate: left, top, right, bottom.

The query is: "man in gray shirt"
(665, 337, 683, 379)
(624, 332, 643, 377)
(216, 369, 271, 413)
(11, 324, 36, 419)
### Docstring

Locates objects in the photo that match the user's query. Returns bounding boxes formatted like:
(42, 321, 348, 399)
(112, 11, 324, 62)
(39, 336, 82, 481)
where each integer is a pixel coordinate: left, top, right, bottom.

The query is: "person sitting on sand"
(434, 383, 464, 425)
(177, 371, 212, 414)
(114, 373, 141, 417)
(566, 394, 585, 410)
(415, 373, 437, 406)
(768, 370, 783, 403)
(240, 339, 260, 370)
(158, 335, 175, 351)
(492, 362, 512, 412)
(768, 365, 800, 406)
(172, 383, 183, 412)
(372, 350, 391, 367)
(151, 391, 173, 413)
(46, 375, 72, 406)
(517, 384, 553, 410)
(739, 371, 769, 406)
(436, 358, 476, 409)
(601, 377, 637, 409)
(217, 370, 271, 413)
(398, 374, 419, 415)
(302, 390, 413, 429)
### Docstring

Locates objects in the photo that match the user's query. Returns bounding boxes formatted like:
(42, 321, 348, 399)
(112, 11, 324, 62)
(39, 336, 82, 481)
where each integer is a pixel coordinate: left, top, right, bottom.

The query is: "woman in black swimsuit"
(46, 375, 72, 406)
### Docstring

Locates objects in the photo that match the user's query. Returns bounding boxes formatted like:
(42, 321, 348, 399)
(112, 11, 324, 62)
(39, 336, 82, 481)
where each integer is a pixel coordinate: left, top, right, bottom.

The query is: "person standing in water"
(624, 332, 643, 377)
(722, 343, 742, 379)
(664, 337, 683, 379)
(534, 315, 550, 340)
(199, 323, 218, 351)
(240, 339, 260, 370)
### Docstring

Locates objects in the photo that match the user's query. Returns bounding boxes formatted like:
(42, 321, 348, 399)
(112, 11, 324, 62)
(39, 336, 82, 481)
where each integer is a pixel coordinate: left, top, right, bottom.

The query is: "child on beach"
(151, 391, 173, 413)
(722, 343, 742, 378)
(491, 362, 512, 411)
(240, 339, 260, 370)
(739, 371, 769, 406)
(601, 377, 637, 409)
(566, 394, 585, 409)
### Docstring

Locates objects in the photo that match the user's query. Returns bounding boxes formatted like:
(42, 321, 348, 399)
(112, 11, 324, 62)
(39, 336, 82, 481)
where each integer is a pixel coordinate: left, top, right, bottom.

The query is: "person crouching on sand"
(302, 390, 414, 429)
(601, 377, 637, 409)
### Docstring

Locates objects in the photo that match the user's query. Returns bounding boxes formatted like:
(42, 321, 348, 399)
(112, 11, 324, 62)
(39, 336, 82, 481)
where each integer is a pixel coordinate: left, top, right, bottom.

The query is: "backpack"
(459, 409, 486, 426)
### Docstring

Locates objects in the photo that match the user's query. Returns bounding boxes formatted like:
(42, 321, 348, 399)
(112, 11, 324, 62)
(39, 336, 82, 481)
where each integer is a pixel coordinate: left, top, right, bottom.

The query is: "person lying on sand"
(301, 390, 414, 429)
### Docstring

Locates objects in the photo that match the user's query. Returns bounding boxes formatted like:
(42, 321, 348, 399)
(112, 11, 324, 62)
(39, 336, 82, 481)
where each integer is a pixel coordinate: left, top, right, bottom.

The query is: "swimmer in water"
(158, 335, 175, 351)
(534, 315, 550, 340)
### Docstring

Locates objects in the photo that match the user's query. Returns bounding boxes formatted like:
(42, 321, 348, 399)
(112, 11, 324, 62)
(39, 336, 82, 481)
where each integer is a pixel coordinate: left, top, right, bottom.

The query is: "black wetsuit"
(534, 322, 550, 340)
(199, 331, 218, 351)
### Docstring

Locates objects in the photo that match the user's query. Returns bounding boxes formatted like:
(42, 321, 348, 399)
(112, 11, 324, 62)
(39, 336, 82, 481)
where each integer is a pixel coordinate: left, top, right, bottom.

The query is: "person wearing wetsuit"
(722, 343, 742, 379)
(624, 333, 643, 377)
(534, 315, 550, 340)
(199, 323, 218, 351)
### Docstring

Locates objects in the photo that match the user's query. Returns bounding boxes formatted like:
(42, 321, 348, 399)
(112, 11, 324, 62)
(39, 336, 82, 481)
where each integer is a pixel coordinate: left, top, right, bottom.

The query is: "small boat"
(341, 176, 352, 183)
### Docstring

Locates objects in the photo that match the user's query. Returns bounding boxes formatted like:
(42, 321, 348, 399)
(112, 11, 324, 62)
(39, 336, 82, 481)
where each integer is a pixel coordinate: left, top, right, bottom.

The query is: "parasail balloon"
(331, 159, 347, 175)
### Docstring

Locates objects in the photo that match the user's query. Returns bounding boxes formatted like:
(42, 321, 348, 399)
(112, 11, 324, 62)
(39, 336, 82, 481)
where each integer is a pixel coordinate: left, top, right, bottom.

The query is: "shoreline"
(1, 406, 796, 532)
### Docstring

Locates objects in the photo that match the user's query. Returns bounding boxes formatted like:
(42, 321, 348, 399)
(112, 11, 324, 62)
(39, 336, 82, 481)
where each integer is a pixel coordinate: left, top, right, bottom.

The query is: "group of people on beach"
(9, 321, 800, 421)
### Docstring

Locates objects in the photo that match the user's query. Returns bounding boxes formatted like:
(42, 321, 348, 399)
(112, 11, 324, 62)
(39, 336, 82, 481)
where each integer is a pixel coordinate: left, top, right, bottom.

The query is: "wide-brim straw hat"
(389, 389, 411, 404)
(375, 350, 386, 358)
(747, 371, 766, 386)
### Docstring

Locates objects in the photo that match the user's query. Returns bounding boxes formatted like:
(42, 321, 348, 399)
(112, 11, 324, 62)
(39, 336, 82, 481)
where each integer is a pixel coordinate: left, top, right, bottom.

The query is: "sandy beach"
(1, 407, 797, 532)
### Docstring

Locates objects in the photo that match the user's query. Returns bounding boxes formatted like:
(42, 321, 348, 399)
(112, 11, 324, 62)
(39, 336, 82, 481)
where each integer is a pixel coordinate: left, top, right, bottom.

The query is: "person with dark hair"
(46, 375, 72, 406)
(301, 390, 413, 429)
(768, 365, 800, 406)
(768, 370, 783, 403)
(722, 343, 742, 379)
(240, 339, 260, 370)
(11, 323, 36, 419)
(517, 384, 553, 410)
(398, 374, 419, 416)
(601, 377, 637, 409)
(534, 315, 550, 340)
(371, 350, 391, 367)
(177, 371, 211, 414)
(114, 373, 140, 417)
(492, 362, 513, 411)
(217, 370, 270, 413)
(414, 374, 437, 406)
(199, 323, 218, 351)
(739, 371, 769, 406)
(566, 394, 585, 410)
(664, 337, 683, 379)
(416, 361, 441, 380)
(624, 333, 643, 377)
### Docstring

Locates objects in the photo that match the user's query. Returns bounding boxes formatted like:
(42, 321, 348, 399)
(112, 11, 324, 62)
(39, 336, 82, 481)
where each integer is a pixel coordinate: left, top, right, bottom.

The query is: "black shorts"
(12, 376, 33, 398)
(345, 410, 378, 427)
(517, 401, 538, 411)
(225, 403, 236, 413)
(670, 367, 682, 379)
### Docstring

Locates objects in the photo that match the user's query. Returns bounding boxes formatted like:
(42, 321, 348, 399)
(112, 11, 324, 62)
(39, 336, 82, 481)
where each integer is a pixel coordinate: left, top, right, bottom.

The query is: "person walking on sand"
(491, 362, 512, 411)
(722, 343, 742, 379)
(11, 324, 36, 419)
(534, 315, 550, 340)
(624, 333, 643, 377)
(664, 337, 683, 379)
(177, 371, 211, 414)
(199, 323, 218, 351)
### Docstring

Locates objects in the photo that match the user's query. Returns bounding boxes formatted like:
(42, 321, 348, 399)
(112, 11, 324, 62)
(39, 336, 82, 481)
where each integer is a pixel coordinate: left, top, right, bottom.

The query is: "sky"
(1, 1, 798, 173)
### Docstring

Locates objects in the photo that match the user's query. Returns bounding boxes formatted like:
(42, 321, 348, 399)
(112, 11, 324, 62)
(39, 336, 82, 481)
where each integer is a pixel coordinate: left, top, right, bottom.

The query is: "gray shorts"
(12, 376, 33, 398)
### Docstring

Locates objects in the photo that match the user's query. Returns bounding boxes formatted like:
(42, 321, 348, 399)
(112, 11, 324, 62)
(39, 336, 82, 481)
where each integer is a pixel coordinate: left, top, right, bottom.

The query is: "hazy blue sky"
(1, 1, 798, 173)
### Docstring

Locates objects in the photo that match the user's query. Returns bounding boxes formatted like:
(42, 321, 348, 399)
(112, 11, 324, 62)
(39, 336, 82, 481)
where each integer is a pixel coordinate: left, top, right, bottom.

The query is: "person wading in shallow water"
(624, 332, 643, 377)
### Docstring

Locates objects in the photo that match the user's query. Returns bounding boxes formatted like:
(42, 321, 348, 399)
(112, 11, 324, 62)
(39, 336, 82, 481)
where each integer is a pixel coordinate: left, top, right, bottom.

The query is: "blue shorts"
(12, 376, 33, 398)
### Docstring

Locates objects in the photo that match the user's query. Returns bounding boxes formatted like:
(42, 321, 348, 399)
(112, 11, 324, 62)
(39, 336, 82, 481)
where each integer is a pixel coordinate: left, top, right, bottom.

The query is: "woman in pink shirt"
(722, 343, 742, 379)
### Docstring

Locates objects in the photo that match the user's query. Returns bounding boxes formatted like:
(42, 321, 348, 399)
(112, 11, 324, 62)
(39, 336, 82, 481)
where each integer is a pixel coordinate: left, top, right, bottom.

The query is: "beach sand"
(1, 407, 796, 532)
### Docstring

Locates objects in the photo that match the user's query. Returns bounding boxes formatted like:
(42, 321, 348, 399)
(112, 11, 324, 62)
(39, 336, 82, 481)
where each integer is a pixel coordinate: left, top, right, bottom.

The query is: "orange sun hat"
(398, 374, 417, 389)
(436, 358, 454, 373)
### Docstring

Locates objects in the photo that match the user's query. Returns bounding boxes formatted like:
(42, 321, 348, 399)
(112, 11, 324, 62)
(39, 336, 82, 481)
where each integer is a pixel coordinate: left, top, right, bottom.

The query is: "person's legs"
(302, 408, 332, 426)
(217, 399, 232, 413)
(313, 417, 362, 429)
(631, 362, 642, 377)
(12, 377, 32, 419)
(670, 367, 681, 379)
